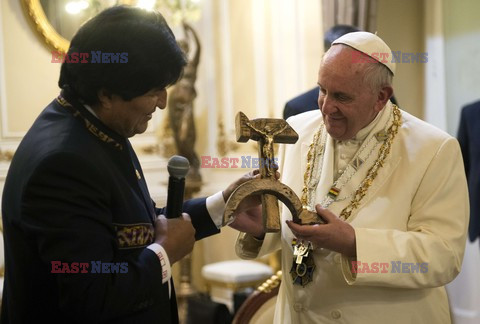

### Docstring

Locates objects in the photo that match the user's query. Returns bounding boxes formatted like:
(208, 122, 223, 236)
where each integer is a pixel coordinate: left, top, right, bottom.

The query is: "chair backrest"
(232, 271, 281, 324)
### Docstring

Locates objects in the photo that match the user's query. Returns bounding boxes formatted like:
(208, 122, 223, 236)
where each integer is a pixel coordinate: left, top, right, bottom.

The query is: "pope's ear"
(375, 85, 394, 112)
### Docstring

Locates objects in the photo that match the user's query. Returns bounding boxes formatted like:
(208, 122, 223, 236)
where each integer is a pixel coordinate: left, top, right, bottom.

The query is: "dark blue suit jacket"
(283, 88, 319, 120)
(458, 101, 480, 242)
(1, 90, 219, 323)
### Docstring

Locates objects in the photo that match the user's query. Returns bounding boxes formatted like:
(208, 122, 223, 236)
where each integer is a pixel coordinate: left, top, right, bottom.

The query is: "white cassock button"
(331, 309, 342, 319)
(293, 303, 304, 312)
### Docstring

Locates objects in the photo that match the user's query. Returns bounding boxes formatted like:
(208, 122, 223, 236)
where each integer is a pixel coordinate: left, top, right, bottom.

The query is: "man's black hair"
(59, 6, 187, 105)
(324, 25, 361, 50)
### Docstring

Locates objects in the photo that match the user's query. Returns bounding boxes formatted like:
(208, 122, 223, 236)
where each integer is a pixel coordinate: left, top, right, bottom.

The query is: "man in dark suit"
(283, 25, 397, 119)
(1, 6, 258, 323)
(458, 101, 480, 243)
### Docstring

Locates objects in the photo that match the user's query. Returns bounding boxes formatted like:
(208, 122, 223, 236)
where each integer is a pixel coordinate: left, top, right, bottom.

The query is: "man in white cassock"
(235, 32, 469, 323)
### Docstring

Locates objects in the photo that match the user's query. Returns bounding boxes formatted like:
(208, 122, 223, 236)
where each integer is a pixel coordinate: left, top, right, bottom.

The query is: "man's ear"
(374, 85, 394, 112)
(96, 88, 114, 109)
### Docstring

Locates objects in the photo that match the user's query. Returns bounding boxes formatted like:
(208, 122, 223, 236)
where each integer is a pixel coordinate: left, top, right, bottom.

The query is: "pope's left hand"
(286, 204, 357, 257)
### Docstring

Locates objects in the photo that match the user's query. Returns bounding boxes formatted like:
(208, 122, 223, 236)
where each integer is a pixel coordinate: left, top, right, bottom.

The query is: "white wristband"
(147, 243, 172, 284)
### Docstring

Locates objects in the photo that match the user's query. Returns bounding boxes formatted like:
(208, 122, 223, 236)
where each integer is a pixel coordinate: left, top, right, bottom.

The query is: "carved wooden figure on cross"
(244, 121, 288, 178)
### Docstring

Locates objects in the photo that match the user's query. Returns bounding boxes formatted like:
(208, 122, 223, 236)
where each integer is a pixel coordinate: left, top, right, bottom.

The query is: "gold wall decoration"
(21, 0, 201, 54)
(22, 0, 70, 53)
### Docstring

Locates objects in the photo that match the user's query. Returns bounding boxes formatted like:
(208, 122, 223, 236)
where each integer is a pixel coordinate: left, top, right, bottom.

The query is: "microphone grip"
(166, 176, 185, 219)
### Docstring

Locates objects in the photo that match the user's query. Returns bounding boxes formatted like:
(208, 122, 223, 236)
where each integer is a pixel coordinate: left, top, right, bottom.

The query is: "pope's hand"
(286, 205, 356, 257)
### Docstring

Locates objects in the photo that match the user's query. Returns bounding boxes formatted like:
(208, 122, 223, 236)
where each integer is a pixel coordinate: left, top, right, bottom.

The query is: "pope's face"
(317, 45, 387, 141)
(95, 88, 167, 138)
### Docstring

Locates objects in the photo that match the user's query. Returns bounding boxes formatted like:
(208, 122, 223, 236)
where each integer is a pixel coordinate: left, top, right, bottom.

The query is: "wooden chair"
(232, 271, 282, 324)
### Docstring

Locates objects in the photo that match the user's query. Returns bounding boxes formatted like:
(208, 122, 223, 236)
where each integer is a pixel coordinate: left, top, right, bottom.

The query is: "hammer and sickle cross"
(223, 112, 321, 232)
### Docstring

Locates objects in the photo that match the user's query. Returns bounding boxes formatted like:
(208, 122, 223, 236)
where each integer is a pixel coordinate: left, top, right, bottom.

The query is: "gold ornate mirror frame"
(22, 0, 70, 53)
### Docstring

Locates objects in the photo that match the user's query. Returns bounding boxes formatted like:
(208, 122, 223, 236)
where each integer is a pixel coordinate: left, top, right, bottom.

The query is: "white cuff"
(147, 243, 172, 284)
(206, 191, 226, 229)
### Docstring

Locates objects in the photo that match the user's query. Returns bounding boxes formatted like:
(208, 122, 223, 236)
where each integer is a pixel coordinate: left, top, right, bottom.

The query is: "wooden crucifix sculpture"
(223, 112, 322, 232)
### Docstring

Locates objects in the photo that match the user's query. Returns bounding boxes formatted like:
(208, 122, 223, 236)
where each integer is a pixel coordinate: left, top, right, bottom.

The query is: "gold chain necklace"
(301, 122, 326, 209)
(301, 105, 402, 220)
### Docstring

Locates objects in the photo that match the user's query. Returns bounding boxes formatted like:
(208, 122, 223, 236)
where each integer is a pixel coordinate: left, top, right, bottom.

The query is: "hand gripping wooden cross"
(223, 112, 321, 232)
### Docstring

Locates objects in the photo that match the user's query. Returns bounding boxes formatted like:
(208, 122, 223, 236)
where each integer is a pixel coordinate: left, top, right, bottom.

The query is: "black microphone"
(166, 155, 190, 219)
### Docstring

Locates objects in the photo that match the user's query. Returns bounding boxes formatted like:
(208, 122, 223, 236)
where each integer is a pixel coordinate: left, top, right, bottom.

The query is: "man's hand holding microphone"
(154, 156, 195, 264)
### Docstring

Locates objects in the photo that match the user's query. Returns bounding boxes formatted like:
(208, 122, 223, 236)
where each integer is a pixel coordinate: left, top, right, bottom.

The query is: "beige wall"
(1, 0, 60, 137)
(443, 0, 480, 134)
(377, 0, 425, 119)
